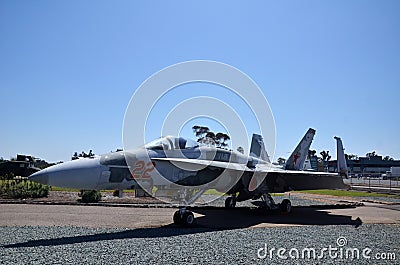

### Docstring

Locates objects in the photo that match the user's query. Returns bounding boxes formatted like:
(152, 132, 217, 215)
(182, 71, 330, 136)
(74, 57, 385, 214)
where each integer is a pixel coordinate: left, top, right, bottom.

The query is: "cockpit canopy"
(145, 136, 199, 151)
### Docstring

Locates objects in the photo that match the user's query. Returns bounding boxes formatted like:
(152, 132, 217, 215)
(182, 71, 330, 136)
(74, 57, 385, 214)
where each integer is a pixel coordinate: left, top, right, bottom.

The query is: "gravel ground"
(0, 225, 398, 264)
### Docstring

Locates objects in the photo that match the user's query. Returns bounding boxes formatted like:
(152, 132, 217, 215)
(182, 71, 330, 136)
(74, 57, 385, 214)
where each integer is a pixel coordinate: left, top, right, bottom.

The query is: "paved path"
(1, 203, 399, 229)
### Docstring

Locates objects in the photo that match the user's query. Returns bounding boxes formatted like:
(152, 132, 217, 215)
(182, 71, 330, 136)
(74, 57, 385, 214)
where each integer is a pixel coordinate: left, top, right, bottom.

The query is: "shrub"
(79, 190, 102, 203)
(0, 180, 49, 199)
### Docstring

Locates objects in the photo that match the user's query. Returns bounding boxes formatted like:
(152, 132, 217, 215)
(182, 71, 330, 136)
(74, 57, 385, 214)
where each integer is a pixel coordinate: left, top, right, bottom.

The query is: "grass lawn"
(45, 187, 400, 199)
(202, 189, 225, 196)
(48, 187, 287, 197)
(50, 187, 137, 193)
(202, 189, 285, 196)
(50, 186, 80, 192)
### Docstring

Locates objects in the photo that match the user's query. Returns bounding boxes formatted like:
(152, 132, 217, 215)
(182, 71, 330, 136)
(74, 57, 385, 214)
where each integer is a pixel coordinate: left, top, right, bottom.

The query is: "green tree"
(345, 154, 358, 160)
(192, 126, 231, 149)
(215, 132, 230, 148)
(383, 155, 394, 161)
(308, 149, 317, 159)
(366, 151, 377, 158)
(192, 126, 210, 142)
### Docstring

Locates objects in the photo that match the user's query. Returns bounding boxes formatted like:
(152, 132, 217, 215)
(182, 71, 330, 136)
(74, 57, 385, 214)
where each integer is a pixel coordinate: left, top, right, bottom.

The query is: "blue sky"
(1, 1, 399, 162)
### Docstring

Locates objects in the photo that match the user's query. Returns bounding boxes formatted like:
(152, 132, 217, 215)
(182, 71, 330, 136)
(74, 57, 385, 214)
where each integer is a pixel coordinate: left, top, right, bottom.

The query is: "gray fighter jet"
(29, 128, 347, 226)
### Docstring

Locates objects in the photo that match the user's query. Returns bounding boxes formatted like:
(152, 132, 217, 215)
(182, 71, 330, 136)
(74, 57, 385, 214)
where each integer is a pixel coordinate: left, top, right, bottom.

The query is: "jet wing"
(153, 157, 337, 176)
(152, 157, 249, 171)
(152, 157, 347, 192)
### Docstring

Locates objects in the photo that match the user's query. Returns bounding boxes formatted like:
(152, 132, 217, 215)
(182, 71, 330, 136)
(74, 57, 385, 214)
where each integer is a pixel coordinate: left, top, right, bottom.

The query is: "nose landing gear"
(173, 208, 195, 226)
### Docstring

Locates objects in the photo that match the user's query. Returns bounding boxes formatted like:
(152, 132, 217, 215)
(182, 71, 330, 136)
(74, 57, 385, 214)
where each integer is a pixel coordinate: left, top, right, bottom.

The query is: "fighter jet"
(29, 128, 348, 226)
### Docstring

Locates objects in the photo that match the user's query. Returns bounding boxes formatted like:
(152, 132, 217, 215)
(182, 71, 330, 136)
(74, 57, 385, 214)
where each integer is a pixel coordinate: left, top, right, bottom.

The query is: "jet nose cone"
(29, 171, 49, 185)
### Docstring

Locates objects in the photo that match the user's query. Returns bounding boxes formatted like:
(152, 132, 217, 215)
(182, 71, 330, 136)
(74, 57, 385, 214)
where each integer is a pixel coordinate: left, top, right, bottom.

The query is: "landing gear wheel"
(182, 211, 195, 226)
(225, 197, 236, 208)
(280, 199, 292, 214)
(173, 210, 182, 225)
(173, 209, 195, 226)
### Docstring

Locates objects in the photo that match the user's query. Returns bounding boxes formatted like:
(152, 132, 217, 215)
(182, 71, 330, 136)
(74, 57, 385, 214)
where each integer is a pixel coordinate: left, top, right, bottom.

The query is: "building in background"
(326, 155, 400, 177)
(0, 155, 40, 178)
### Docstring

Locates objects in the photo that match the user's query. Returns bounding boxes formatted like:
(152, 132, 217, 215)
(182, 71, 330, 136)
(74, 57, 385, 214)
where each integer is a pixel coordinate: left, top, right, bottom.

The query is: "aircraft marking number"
(131, 161, 155, 179)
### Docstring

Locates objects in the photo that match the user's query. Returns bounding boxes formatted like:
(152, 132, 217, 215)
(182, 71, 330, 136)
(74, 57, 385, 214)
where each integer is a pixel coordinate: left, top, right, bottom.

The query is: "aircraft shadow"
(193, 206, 362, 229)
(2, 206, 362, 249)
(1, 226, 218, 249)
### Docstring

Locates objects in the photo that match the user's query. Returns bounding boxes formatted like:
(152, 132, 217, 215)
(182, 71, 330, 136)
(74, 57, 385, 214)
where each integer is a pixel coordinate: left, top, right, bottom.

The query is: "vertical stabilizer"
(334, 136, 348, 178)
(285, 128, 316, 170)
(249, 134, 270, 162)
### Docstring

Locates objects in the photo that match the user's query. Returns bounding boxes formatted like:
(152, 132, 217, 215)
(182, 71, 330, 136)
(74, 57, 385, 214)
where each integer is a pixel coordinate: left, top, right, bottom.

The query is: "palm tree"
(320, 150, 331, 161)
(308, 149, 317, 159)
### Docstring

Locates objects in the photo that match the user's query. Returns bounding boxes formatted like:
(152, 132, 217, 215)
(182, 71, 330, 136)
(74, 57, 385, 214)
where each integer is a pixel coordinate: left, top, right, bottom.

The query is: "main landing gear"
(173, 208, 195, 226)
(280, 198, 292, 214)
(225, 195, 236, 208)
(262, 194, 292, 214)
(224, 194, 291, 214)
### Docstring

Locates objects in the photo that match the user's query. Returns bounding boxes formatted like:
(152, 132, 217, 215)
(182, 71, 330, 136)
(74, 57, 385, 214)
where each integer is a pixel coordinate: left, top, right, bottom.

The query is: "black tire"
(280, 199, 292, 214)
(173, 210, 182, 224)
(225, 197, 236, 208)
(182, 211, 195, 226)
